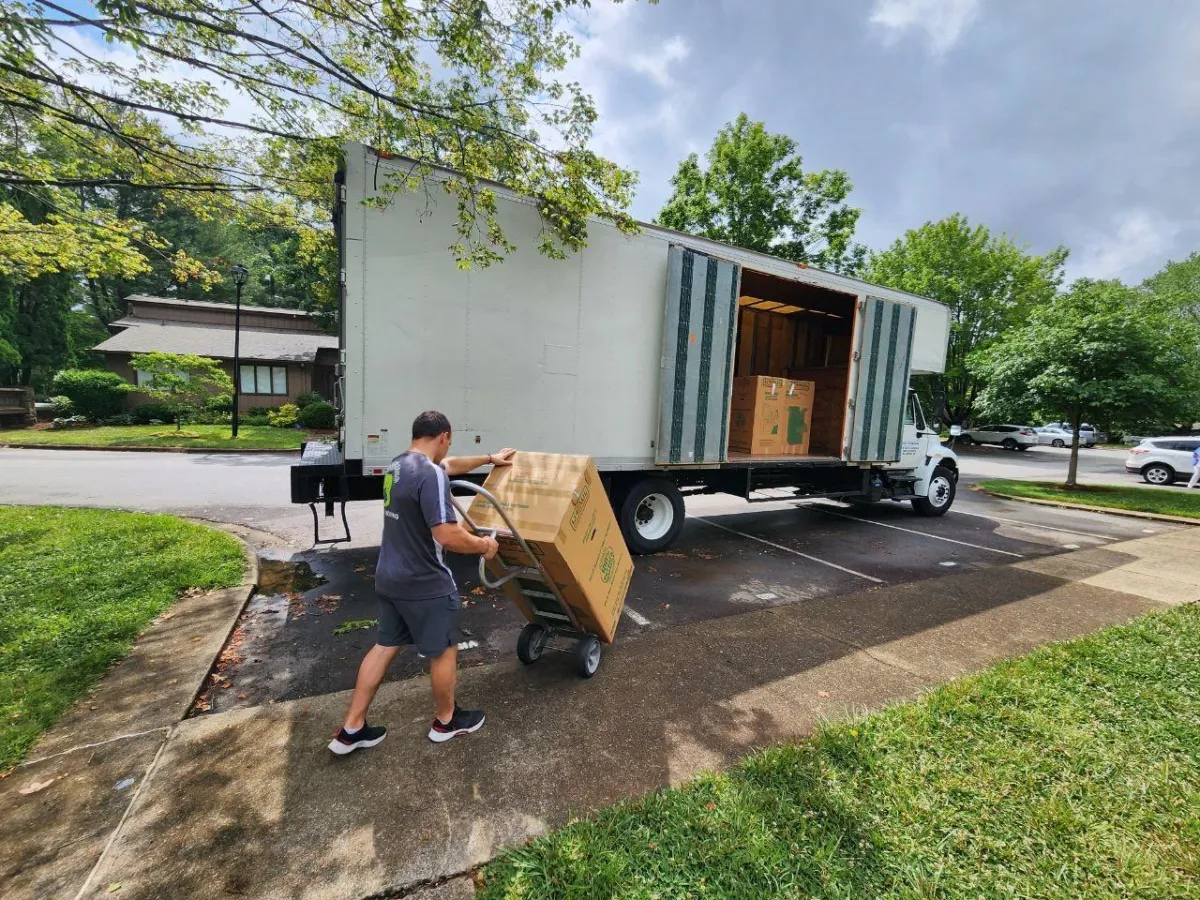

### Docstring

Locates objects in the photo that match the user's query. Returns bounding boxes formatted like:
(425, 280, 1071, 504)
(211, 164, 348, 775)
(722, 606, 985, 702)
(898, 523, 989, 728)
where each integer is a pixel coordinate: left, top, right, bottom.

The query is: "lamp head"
(231, 265, 249, 287)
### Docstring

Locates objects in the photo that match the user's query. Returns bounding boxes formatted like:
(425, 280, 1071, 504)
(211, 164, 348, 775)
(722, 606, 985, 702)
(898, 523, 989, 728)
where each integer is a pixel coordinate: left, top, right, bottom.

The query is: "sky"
(562, 0, 1200, 284)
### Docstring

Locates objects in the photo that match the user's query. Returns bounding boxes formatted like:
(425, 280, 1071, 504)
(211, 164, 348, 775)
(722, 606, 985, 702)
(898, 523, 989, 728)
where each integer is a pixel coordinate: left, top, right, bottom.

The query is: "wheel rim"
(531, 629, 547, 658)
(585, 640, 600, 672)
(1146, 467, 1170, 485)
(1003, 439, 1016, 450)
(1053, 440, 1064, 448)
(929, 475, 952, 508)
(635, 493, 674, 541)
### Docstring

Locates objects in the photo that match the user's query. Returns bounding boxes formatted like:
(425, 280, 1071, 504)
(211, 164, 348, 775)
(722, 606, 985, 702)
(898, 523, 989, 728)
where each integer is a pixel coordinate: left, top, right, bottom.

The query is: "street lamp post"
(230, 265, 249, 438)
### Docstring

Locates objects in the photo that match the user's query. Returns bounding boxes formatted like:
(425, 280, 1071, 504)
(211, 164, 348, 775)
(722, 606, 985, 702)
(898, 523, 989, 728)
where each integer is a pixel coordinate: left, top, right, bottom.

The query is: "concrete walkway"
(6, 528, 1198, 900)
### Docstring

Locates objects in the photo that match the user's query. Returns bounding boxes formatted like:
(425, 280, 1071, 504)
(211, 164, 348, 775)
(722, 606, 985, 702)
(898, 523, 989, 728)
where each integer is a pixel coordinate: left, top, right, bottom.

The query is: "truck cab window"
(907, 392, 928, 432)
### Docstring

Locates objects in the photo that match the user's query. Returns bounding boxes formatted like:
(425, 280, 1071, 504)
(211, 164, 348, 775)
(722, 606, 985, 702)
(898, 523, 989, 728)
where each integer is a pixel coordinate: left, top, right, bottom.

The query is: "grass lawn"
(979, 479, 1200, 520)
(0, 507, 244, 769)
(480, 606, 1200, 899)
(0, 424, 308, 450)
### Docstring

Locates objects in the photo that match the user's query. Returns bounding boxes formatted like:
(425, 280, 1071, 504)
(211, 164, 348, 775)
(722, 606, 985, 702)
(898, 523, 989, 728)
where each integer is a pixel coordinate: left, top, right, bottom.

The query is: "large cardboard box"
(728, 375, 814, 456)
(466, 453, 633, 644)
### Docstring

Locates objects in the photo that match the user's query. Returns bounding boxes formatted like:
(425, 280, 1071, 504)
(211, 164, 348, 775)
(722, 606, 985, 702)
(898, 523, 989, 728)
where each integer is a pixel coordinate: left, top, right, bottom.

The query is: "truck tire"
(911, 466, 956, 517)
(619, 477, 685, 555)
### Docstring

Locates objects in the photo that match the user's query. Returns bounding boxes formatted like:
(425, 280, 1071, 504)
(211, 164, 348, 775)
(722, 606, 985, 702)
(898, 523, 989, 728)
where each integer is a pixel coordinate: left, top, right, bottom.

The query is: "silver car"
(964, 424, 1039, 450)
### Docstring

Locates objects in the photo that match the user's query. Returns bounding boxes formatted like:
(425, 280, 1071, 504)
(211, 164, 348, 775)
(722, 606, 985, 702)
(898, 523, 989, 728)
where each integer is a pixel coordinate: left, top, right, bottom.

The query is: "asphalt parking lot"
(201, 487, 1179, 714)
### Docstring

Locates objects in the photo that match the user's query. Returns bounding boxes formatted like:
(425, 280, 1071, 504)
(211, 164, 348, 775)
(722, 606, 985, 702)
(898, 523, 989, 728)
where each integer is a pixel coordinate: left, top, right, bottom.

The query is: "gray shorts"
(377, 592, 461, 657)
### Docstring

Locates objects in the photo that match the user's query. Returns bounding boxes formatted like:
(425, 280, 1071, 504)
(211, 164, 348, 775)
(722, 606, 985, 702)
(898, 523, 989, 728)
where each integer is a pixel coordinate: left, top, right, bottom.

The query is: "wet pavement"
(196, 492, 1178, 714)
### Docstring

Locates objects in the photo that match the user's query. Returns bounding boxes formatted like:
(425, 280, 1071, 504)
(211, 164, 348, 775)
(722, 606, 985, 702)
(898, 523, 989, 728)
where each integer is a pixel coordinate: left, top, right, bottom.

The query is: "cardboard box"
(728, 375, 814, 456)
(466, 452, 633, 644)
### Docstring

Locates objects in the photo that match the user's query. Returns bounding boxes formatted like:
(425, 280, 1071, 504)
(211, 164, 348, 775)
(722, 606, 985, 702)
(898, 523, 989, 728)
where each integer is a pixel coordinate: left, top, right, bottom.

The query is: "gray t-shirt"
(375, 451, 457, 601)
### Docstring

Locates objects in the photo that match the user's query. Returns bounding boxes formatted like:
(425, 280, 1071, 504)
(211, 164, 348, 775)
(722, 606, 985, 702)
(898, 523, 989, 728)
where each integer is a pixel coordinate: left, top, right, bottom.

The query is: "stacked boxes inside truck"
(467, 453, 633, 643)
(728, 376, 814, 456)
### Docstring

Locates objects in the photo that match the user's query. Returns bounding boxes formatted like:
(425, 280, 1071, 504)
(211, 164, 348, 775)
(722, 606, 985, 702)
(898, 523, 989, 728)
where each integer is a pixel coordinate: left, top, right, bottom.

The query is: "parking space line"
(693, 517, 885, 583)
(815, 508, 1023, 558)
(623, 606, 651, 627)
(951, 508, 1115, 540)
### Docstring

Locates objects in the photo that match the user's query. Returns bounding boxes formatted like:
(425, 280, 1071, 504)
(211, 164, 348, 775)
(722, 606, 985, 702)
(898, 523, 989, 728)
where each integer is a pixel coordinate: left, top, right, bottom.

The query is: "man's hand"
(481, 536, 500, 560)
(489, 448, 516, 467)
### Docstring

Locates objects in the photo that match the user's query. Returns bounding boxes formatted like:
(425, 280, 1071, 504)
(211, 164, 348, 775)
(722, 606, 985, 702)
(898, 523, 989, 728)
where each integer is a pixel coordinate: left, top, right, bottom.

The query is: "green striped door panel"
(656, 245, 741, 465)
(848, 296, 917, 463)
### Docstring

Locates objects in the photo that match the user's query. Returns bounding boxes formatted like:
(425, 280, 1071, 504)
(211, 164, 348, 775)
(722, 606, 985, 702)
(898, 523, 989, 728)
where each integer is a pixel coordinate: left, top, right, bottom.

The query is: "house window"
(240, 364, 288, 395)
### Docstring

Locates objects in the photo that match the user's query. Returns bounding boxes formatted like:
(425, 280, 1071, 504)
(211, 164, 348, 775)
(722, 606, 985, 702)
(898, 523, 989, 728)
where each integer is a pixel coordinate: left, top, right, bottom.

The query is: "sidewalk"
(7, 528, 1198, 900)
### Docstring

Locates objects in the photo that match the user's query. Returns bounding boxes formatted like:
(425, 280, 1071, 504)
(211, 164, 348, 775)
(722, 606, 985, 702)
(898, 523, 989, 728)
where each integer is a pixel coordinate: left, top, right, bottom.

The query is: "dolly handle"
(449, 481, 534, 590)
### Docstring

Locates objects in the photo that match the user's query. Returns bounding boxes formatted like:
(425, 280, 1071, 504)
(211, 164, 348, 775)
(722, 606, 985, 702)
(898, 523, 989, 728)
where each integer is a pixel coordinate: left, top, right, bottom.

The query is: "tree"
(656, 113, 865, 273)
(1143, 252, 1200, 325)
(972, 279, 1200, 487)
(865, 215, 1067, 425)
(130, 352, 233, 432)
(0, 0, 639, 282)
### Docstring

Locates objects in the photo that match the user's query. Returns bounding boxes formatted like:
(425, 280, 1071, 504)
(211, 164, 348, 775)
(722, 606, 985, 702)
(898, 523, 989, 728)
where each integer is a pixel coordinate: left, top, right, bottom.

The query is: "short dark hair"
(412, 410, 452, 440)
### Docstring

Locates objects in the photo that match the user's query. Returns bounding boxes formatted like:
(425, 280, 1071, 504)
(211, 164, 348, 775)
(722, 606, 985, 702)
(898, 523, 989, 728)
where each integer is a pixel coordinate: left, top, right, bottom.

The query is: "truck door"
(847, 296, 917, 463)
(656, 245, 741, 465)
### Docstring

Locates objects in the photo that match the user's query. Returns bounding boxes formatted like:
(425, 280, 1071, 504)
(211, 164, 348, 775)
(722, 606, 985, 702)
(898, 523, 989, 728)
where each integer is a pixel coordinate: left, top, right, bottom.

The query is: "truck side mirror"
(949, 425, 963, 437)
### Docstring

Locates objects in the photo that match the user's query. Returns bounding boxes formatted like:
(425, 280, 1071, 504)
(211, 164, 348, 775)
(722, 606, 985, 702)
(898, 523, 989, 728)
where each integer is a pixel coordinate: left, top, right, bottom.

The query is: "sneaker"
(328, 722, 387, 756)
(428, 706, 486, 743)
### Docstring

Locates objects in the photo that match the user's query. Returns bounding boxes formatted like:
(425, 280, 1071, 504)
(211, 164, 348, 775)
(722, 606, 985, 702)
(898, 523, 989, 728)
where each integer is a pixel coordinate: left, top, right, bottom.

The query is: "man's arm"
(443, 448, 516, 477)
(432, 523, 497, 558)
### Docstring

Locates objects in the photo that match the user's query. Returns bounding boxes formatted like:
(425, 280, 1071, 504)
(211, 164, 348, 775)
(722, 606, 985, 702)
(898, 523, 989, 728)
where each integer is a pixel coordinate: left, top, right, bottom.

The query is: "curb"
(0, 442, 297, 455)
(972, 487, 1200, 525)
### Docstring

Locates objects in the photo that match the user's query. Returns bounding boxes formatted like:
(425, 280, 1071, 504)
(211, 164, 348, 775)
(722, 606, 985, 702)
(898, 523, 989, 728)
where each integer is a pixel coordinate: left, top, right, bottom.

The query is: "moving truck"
(292, 143, 960, 552)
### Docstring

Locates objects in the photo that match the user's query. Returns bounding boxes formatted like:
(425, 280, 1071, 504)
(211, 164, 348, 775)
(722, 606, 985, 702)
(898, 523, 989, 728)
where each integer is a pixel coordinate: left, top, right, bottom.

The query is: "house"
(93, 295, 339, 413)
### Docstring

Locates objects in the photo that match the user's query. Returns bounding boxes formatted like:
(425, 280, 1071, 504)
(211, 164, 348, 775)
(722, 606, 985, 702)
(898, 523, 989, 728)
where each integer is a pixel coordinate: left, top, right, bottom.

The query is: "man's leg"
(343, 644, 400, 731)
(1189, 464, 1200, 489)
(429, 644, 458, 724)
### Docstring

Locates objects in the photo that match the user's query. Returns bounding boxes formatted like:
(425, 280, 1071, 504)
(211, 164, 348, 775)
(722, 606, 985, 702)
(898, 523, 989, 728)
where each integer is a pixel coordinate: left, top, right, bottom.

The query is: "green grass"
(0, 424, 308, 450)
(979, 479, 1200, 519)
(0, 507, 244, 768)
(333, 618, 378, 635)
(480, 606, 1200, 899)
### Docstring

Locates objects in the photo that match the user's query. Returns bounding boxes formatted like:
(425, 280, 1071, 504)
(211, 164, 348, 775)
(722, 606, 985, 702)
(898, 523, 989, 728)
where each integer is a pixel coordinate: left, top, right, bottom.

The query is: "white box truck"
(292, 143, 960, 551)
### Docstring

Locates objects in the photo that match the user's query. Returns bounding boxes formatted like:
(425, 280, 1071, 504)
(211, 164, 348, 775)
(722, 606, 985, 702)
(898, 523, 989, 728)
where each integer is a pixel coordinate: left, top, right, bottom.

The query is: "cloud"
(1070, 210, 1179, 282)
(870, 0, 981, 53)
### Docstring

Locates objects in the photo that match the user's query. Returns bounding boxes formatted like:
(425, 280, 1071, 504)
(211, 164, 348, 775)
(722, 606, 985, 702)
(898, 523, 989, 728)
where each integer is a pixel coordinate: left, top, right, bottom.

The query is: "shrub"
(295, 391, 323, 409)
(51, 415, 91, 429)
(129, 403, 178, 425)
(191, 409, 232, 425)
(268, 403, 299, 428)
(297, 401, 336, 429)
(51, 370, 132, 420)
(241, 406, 274, 425)
(100, 414, 134, 426)
(49, 396, 74, 416)
(205, 393, 234, 414)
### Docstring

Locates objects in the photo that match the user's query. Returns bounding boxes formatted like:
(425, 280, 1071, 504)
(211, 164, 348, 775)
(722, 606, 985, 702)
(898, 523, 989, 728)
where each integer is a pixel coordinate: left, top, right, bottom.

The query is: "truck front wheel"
(911, 466, 956, 517)
(619, 477, 685, 555)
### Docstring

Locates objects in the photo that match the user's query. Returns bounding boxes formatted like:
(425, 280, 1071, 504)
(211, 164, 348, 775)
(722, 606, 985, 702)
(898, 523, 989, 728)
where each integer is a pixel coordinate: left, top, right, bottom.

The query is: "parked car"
(1034, 426, 1073, 447)
(1043, 422, 1107, 446)
(964, 424, 1039, 450)
(1125, 436, 1200, 485)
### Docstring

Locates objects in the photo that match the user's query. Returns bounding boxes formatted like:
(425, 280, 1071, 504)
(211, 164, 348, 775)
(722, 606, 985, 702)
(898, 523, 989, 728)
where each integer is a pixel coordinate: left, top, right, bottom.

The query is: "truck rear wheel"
(912, 466, 956, 517)
(619, 477, 685, 555)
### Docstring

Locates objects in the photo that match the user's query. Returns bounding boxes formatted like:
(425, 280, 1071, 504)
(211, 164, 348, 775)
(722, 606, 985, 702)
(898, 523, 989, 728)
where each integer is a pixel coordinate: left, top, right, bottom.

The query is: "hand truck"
(450, 481, 605, 678)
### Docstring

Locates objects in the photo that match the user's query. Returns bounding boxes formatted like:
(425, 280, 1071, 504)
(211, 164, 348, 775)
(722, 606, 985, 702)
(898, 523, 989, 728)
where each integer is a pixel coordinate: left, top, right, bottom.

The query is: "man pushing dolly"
(329, 410, 515, 754)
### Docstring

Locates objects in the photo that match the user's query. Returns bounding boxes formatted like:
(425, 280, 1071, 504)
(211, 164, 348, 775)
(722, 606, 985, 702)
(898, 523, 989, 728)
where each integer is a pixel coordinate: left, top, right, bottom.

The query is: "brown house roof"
(123, 294, 312, 318)
(93, 321, 337, 363)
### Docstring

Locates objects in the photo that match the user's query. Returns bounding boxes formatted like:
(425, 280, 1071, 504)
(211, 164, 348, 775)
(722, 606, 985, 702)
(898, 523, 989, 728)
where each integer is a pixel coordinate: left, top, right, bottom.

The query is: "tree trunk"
(1066, 405, 1082, 489)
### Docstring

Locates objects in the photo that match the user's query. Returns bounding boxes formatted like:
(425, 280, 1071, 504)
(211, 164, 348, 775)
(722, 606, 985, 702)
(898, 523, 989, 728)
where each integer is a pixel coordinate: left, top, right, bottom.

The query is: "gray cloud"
(570, 0, 1200, 283)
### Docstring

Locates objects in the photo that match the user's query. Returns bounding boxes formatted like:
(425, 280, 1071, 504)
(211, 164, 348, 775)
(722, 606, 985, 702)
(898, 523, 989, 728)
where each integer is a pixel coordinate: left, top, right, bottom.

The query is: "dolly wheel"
(575, 636, 602, 678)
(516, 623, 549, 665)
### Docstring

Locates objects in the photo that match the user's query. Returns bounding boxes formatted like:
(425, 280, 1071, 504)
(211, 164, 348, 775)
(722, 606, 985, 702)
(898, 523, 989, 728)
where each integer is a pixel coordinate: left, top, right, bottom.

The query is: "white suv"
(1125, 437, 1200, 485)
(964, 424, 1039, 451)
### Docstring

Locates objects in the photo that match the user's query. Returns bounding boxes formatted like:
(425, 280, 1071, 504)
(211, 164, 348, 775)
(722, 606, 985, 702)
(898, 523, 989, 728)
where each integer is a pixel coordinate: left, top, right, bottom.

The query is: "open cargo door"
(656, 245, 741, 465)
(847, 296, 917, 463)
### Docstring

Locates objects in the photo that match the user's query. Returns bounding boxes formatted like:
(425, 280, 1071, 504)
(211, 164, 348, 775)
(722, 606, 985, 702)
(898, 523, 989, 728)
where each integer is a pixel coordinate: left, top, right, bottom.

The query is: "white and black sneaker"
(328, 722, 387, 755)
(428, 706, 486, 743)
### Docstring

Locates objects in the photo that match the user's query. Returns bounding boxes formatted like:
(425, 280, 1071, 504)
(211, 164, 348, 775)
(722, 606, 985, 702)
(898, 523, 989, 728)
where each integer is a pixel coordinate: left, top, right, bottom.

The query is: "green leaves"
(655, 113, 865, 274)
(130, 352, 233, 431)
(865, 214, 1068, 424)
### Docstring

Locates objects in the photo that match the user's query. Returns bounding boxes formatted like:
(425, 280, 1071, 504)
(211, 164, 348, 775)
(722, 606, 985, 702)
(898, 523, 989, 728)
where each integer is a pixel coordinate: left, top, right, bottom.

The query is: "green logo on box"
(599, 547, 617, 584)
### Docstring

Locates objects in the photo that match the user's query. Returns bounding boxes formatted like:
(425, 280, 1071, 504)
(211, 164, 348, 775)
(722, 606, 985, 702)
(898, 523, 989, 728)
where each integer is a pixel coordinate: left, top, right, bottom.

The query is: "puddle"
(257, 551, 327, 595)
